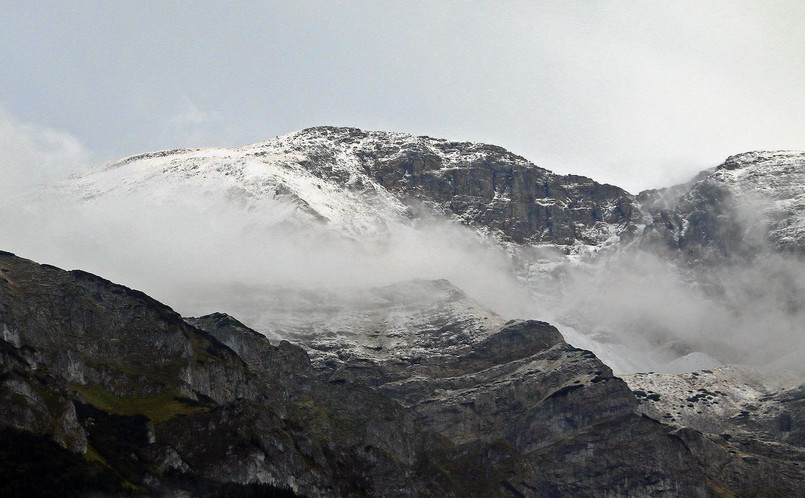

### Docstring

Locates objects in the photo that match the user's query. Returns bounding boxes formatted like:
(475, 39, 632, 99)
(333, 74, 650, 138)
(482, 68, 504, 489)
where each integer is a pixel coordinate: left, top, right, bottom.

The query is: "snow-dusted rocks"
(69, 131, 413, 239)
(718, 151, 805, 252)
(639, 150, 805, 260)
(65, 126, 640, 250)
(624, 366, 805, 493)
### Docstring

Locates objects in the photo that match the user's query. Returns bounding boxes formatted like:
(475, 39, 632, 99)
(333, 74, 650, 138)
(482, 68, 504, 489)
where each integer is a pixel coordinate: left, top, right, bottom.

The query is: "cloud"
(11, 163, 801, 375)
(549, 223, 805, 372)
(163, 96, 219, 147)
(0, 105, 91, 197)
(0, 168, 534, 327)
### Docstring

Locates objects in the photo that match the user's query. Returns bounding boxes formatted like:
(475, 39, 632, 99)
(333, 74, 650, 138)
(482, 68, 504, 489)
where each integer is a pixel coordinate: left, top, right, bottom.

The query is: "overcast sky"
(2, 1, 804, 193)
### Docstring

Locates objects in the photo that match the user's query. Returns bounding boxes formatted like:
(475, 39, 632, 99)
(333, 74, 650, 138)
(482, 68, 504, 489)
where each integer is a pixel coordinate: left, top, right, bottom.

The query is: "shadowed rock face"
(355, 136, 639, 246)
(308, 126, 643, 248)
(308, 126, 640, 247)
(192, 313, 711, 497)
(0, 251, 436, 496)
(0, 250, 719, 496)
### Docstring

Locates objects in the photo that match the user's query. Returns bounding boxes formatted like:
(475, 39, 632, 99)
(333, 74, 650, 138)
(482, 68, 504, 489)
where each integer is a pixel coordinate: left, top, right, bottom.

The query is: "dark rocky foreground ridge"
(2, 250, 803, 496)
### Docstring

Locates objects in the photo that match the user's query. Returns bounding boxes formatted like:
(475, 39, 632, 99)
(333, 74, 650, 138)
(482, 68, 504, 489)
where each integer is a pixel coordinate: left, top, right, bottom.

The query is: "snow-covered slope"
(622, 366, 805, 489)
(69, 131, 414, 239)
(624, 365, 804, 435)
(64, 126, 639, 252)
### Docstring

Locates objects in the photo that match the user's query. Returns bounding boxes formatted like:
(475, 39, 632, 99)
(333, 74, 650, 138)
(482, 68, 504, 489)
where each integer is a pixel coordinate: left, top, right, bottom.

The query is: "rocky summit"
(638, 150, 805, 263)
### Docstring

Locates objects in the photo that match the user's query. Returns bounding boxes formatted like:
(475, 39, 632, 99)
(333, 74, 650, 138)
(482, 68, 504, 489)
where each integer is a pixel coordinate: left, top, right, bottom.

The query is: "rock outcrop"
(0, 251, 427, 496)
(624, 367, 805, 495)
(638, 150, 805, 263)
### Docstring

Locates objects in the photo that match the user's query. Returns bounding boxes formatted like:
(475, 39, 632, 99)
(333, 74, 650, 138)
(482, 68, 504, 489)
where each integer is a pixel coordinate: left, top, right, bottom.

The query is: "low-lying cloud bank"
(5, 180, 802, 374)
(554, 247, 804, 369)
(1, 188, 532, 319)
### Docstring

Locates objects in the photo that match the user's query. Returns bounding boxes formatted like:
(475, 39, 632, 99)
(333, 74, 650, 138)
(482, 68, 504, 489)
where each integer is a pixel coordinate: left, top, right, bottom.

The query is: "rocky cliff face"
(332, 127, 640, 247)
(0, 250, 725, 496)
(0, 251, 427, 496)
(638, 150, 805, 263)
(624, 367, 805, 495)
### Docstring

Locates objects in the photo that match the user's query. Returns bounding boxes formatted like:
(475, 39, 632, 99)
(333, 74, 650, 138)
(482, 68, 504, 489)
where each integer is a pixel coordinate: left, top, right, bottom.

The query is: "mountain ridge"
(1, 250, 728, 496)
(69, 126, 805, 261)
(70, 125, 641, 250)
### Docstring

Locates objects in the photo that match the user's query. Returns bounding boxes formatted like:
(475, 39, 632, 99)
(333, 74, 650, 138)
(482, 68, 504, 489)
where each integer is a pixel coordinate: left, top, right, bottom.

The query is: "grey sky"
(2, 1, 804, 192)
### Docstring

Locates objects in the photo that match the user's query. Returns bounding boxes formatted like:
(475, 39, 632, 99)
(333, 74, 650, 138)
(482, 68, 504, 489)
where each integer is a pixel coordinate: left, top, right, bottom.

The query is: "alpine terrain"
(1, 126, 803, 496)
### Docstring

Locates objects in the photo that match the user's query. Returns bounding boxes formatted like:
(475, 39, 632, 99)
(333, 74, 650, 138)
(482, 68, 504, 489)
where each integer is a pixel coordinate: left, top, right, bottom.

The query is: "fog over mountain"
(2, 124, 804, 495)
(3, 3, 805, 494)
(2, 127, 802, 376)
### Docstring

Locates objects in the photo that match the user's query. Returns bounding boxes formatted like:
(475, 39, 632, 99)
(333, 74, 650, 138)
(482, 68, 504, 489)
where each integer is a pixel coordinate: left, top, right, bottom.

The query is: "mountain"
(2, 126, 803, 494)
(9, 126, 801, 372)
(0, 250, 728, 496)
(71, 128, 801, 259)
(66, 126, 639, 251)
(638, 150, 805, 262)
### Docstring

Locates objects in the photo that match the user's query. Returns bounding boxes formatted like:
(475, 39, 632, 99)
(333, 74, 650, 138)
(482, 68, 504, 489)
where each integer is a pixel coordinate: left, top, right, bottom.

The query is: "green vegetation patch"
(71, 382, 214, 423)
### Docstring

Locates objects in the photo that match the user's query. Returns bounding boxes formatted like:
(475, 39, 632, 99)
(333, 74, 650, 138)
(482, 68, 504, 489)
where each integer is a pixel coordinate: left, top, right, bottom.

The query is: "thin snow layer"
(623, 365, 804, 434)
(72, 137, 413, 239)
(205, 279, 506, 370)
(717, 150, 805, 251)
